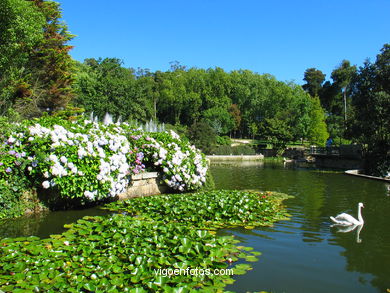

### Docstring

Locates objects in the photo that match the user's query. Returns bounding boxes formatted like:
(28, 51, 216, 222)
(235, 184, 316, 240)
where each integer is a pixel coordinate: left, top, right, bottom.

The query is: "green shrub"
(0, 116, 209, 214)
(0, 115, 35, 219)
(164, 123, 188, 139)
(187, 121, 217, 154)
(216, 135, 231, 146)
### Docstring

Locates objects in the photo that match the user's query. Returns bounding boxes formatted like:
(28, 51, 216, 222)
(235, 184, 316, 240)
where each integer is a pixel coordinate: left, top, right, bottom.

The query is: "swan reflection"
(332, 223, 364, 243)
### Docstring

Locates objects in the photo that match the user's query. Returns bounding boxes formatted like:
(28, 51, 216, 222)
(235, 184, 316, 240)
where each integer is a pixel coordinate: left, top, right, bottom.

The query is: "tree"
(349, 44, 390, 176)
(307, 97, 328, 146)
(259, 118, 293, 154)
(0, 0, 45, 114)
(187, 121, 217, 154)
(331, 60, 357, 122)
(23, 0, 75, 114)
(202, 106, 234, 135)
(229, 104, 241, 137)
(0, 0, 75, 117)
(74, 58, 153, 122)
(302, 68, 326, 97)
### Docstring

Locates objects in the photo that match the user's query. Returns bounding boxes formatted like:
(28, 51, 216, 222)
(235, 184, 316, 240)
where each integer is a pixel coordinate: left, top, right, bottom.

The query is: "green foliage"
(74, 58, 153, 122)
(74, 63, 327, 144)
(202, 106, 235, 135)
(212, 145, 256, 156)
(164, 123, 188, 140)
(216, 135, 232, 146)
(307, 97, 329, 146)
(331, 60, 357, 123)
(349, 44, 390, 176)
(0, 117, 208, 212)
(0, 0, 44, 68)
(105, 190, 291, 228)
(331, 60, 357, 90)
(0, 215, 256, 292)
(187, 121, 217, 154)
(0, 189, 291, 291)
(0, 115, 37, 219)
(302, 68, 326, 97)
(0, 182, 41, 220)
(201, 169, 216, 191)
(259, 118, 293, 153)
(0, 0, 74, 117)
(0, 0, 45, 114)
(27, 0, 75, 113)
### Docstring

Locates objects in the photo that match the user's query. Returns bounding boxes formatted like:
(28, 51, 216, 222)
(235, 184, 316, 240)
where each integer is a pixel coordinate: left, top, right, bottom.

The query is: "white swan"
(330, 202, 364, 226)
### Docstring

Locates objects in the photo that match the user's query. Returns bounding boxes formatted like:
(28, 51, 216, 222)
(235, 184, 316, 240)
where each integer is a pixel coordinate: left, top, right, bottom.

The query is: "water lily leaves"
(105, 190, 290, 229)
(196, 230, 208, 238)
(245, 255, 259, 262)
(233, 264, 252, 275)
(0, 190, 290, 292)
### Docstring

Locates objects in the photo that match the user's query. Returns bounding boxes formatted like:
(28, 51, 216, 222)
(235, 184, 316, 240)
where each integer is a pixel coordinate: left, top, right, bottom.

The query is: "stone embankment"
(345, 169, 390, 182)
(206, 154, 264, 161)
(118, 172, 168, 200)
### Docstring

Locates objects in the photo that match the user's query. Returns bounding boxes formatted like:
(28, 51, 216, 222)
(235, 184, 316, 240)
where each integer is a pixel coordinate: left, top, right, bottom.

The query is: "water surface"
(1, 162, 389, 292)
(211, 162, 390, 293)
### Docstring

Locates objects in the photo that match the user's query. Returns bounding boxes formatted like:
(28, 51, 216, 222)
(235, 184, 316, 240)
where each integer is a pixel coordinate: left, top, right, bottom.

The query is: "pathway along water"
(211, 161, 390, 293)
(1, 162, 389, 292)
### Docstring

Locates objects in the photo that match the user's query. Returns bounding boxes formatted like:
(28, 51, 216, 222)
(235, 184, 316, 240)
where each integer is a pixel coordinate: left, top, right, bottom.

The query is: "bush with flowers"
(0, 116, 208, 216)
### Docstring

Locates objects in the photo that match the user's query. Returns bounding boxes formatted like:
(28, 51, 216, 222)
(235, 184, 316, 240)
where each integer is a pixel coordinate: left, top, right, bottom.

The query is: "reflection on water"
(0, 207, 111, 239)
(1, 162, 389, 292)
(332, 224, 364, 243)
(211, 162, 390, 293)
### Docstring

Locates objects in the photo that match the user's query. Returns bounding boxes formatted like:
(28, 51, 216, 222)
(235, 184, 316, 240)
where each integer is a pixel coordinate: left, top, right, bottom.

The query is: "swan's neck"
(357, 205, 364, 224)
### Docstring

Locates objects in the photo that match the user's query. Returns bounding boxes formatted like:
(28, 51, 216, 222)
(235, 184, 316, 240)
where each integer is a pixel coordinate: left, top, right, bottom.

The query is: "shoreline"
(345, 169, 390, 182)
(206, 154, 264, 161)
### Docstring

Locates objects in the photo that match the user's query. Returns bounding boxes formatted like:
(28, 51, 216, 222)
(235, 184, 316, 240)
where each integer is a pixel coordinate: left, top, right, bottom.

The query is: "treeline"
(302, 45, 390, 176)
(0, 0, 388, 175)
(73, 59, 328, 146)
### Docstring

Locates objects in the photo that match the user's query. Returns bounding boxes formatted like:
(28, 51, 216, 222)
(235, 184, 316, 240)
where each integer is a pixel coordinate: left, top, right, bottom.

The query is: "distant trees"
(330, 60, 357, 122)
(301, 44, 389, 176)
(74, 58, 153, 122)
(74, 62, 328, 146)
(303, 61, 356, 142)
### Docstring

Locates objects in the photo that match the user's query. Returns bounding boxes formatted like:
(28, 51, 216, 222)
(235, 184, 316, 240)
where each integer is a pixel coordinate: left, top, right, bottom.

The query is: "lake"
(211, 161, 390, 293)
(1, 161, 389, 292)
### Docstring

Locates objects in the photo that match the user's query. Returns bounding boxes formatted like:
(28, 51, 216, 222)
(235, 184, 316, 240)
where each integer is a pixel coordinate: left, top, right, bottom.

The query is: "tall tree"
(0, 0, 45, 114)
(302, 68, 326, 97)
(26, 0, 75, 114)
(0, 0, 75, 117)
(349, 44, 390, 176)
(331, 60, 357, 122)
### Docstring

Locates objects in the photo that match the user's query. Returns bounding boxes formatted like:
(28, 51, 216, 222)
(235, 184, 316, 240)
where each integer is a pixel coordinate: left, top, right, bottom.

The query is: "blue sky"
(58, 0, 390, 84)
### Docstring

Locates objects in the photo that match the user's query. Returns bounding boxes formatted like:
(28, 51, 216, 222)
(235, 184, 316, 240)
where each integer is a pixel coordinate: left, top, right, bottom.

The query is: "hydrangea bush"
(141, 131, 207, 191)
(0, 116, 208, 205)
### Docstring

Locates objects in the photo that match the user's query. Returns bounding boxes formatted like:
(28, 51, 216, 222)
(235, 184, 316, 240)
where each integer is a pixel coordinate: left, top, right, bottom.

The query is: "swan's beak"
(362, 204, 365, 208)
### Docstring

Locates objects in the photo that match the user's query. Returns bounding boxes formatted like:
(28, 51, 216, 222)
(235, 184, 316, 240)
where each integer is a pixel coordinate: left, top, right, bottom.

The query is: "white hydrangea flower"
(42, 181, 50, 189)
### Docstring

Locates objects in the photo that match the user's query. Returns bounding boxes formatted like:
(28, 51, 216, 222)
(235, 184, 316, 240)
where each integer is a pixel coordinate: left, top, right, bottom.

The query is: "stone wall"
(207, 154, 264, 161)
(118, 172, 168, 200)
(314, 156, 363, 170)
